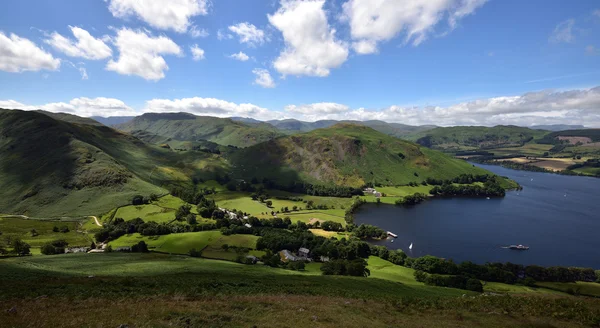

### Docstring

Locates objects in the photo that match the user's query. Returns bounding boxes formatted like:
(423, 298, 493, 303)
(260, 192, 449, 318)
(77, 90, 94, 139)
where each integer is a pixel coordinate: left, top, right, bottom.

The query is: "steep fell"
(230, 123, 493, 187)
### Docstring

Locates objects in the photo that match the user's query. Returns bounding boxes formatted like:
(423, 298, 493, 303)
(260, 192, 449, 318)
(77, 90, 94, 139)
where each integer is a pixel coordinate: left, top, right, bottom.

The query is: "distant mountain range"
(407, 125, 549, 151)
(91, 116, 135, 126)
(115, 112, 282, 148)
(530, 124, 586, 131)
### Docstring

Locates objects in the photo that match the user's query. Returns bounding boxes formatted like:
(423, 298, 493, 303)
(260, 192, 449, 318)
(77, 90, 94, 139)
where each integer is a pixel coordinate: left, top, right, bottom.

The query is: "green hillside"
(265, 118, 435, 137)
(34, 110, 104, 126)
(408, 125, 549, 151)
(537, 129, 600, 144)
(116, 112, 282, 148)
(0, 109, 227, 217)
(230, 123, 494, 187)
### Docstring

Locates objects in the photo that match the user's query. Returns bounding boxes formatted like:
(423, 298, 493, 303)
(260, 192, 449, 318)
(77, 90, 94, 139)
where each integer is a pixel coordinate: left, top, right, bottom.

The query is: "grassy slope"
(231, 123, 494, 188)
(268, 119, 435, 137)
(1, 253, 599, 327)
(0, 109, 228, 217)
(408, 125, 549, 151)
(34, 110, 104, 126)
(108, 231, 258, 255)
(0, 216, 90, 248)
(116, 112, 282, 148)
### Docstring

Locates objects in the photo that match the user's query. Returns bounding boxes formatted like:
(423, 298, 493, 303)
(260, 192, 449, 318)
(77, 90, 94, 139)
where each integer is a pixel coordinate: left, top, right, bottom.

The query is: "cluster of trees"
(256, 229, 371, 262)
(280, 205, 301, 213)
(2, 237, 30, 256)
(345, 197, 366, 224)
(274, 195, 303, 202)
(52, 225, 70, 233)
(259, 251, 305, 270)
(41, 239, 68, 255)
(568, 159, 600, 170)
(370, 245, 408, 265)
(350, 224, 386, 239)
(395, 193, 428, 206)
(425, 174, 495, 186)
(94, 217, 215, 243)
(131, 194, 158, 205)
(257, 178, 364, 198)
(321, 221, 344, 232)
(414, 270, 483, 292)
(429, 181, 505, 198)
(321, 259, 370, 277)
(391, 254, 597, 285)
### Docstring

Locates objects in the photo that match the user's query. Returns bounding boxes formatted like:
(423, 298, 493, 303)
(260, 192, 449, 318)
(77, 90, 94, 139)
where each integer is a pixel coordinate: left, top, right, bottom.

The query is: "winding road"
(90, 216, 102, 227)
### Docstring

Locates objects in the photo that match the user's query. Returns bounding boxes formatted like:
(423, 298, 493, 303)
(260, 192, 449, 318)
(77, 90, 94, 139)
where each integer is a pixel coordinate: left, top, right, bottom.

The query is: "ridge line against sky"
(0, 0, 599, 126)
(1, 86, 600, 127)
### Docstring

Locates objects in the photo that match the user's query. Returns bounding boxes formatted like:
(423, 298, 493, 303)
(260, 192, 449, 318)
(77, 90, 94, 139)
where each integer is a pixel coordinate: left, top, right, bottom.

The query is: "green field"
(537, 281, 600, 298)
(367, 256, 424, 285)
(108, 231, 259, 255)
(209, 191, 272, 214)
(114, 204, 177, 223)
(0, 217, 90, 248)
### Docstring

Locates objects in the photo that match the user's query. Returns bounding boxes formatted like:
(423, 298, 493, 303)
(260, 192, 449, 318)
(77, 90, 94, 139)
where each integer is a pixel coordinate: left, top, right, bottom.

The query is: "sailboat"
(409, 243, 413, 250)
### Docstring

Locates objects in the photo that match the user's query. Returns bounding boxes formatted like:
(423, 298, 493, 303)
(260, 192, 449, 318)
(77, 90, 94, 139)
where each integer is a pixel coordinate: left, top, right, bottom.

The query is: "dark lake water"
(355, 164, 600, 269)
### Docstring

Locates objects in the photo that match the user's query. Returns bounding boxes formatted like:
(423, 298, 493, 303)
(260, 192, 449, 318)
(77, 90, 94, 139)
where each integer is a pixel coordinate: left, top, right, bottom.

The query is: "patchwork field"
(0, 216, 90, 248)
(494, 157, 585, 171)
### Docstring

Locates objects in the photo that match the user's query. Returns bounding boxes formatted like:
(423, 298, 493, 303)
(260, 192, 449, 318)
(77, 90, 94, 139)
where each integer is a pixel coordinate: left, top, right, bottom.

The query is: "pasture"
(0, 216, 90, 247)
(108, 231, 259, 255)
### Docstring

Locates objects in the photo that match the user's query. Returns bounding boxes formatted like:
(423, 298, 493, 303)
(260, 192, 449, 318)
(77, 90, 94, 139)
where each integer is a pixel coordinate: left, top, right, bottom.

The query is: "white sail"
(409, 243, 413, 250)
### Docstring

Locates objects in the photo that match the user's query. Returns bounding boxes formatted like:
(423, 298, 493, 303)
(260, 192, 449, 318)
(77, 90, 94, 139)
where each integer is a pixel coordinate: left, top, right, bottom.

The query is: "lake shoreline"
(354, 163, 600, 269)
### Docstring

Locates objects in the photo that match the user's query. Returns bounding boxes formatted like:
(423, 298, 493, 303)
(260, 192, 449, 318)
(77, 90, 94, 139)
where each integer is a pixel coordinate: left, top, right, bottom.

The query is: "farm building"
(64, 247, 90, 254)
(298, 247, 310, 259)
(280, 249, 300, 262)
(115, 246, 131, 252)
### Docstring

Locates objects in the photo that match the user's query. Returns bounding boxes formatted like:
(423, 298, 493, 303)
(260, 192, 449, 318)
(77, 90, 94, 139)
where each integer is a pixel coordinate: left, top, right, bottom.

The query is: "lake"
(355, 164, 600, 269)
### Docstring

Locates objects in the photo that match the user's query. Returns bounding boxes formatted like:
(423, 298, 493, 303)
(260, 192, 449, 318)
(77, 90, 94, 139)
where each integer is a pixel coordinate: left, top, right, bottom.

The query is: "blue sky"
(0, 0, 599, 126)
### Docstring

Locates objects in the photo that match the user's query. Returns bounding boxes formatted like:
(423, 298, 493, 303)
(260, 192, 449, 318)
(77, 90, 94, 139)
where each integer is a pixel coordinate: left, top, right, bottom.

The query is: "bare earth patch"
(308, 218, 325, 225)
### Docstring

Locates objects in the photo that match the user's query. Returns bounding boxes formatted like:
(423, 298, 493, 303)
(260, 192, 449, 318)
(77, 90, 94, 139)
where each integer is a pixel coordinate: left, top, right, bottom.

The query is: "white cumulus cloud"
(342, 0, 487, 54)
(106, 28, 182, 81)
(0, 32, 60, 73)
(107, 0, 208, 33)
(190, 44, 205, 60)
(228, 22, 266, 46)
(300, 87, 600, 127)
(45, 26, 112, 60)
(268, 0, 348, 77)
(252, 68, 276, 88)
(229, 51, 249, 61)
(189, 25, 209, 38)
(285, 102, 349, 116)
(144, 97, 283, 120)
(0, 97, 136, 117)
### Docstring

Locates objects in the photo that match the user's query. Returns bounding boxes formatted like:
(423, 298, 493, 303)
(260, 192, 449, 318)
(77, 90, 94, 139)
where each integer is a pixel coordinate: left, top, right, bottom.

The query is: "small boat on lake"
(387, 231, 398, 238)
(508, 244, 529, 250)
(409, 243, 413, 250)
